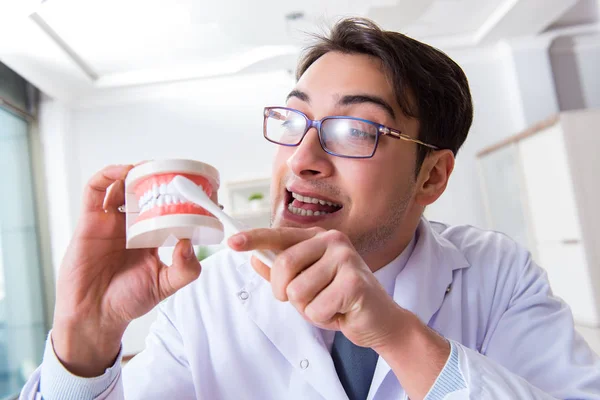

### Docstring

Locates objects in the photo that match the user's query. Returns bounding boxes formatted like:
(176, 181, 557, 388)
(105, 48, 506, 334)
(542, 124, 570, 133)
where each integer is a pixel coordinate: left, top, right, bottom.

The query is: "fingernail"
(184, 241, 195, 259)
(229, 234, 246, 247)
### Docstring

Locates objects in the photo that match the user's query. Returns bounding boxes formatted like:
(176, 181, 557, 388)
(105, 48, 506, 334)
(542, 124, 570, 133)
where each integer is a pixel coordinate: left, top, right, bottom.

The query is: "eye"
(349, 128, 375, 140)
(268, 110, 285, 120)
(281, 118, 306, 132)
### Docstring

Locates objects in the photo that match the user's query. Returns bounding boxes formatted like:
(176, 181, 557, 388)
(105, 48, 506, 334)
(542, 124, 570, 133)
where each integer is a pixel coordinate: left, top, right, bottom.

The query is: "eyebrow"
(286, 90, 396, 120)
(286, 89, 309, 103)
(339, 94, 396, 120)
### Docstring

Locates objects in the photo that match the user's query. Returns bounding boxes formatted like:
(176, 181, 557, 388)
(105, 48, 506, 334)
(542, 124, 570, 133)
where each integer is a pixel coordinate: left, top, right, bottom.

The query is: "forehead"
(296, 52, 396, 106)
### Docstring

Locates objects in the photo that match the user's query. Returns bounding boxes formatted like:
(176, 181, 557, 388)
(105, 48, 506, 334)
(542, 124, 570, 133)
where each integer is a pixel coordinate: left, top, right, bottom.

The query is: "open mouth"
(285, 189, 343, 218)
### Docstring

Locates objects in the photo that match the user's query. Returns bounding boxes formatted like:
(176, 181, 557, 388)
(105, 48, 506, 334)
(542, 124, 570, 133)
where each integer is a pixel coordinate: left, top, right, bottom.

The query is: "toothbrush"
(172, 175, 276, 268)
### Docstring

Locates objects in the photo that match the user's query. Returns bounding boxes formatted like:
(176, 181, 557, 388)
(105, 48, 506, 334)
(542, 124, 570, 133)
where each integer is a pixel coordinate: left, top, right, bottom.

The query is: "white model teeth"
(290, 192, 341, 207)
(287, 203, 330, 216)
(137, 182, 205, 215)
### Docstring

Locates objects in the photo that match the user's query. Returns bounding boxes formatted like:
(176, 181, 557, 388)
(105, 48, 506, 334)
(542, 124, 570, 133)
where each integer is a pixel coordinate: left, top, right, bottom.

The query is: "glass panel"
(0, 115, 36, 230)
(321, 118, 377, 157)
(265, 108, 307, 145)
(0, 108, 47, 398)
(478, 144, 531, 250)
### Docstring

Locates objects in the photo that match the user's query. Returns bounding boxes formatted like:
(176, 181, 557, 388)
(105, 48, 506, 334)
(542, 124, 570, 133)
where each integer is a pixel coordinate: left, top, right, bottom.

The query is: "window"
(0, 65, 47, 399)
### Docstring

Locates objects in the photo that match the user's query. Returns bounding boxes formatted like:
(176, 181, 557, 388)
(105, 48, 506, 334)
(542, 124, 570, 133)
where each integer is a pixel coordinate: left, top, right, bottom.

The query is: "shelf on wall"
(225, 178, 271, 228)
(226, 179, 270, 212)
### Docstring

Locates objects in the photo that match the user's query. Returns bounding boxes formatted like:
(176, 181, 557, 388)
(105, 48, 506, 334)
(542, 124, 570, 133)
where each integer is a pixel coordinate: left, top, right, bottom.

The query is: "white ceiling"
(0, 0, 597, 102)
(374, 0, 503, 38)
(548, 0, 599, 29)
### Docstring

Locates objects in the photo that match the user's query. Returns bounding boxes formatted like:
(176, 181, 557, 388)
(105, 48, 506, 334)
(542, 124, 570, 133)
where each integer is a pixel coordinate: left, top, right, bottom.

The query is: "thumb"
(159, 239, 202, 300)
(250, 255, 271, 282)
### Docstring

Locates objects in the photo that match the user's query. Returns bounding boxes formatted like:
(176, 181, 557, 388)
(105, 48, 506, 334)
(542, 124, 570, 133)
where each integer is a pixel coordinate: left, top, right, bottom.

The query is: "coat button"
(300, 359, 309, 369)
(238, 290, 250, 301)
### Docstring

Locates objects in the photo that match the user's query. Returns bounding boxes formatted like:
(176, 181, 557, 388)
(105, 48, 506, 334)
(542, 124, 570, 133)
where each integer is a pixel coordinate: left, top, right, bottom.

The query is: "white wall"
(508, 43, 560, 126)
(430, 31, 600, 229)
(550, 33, 600, 110)
(37, 97, 77, 278)
(425, 44, 527, 228)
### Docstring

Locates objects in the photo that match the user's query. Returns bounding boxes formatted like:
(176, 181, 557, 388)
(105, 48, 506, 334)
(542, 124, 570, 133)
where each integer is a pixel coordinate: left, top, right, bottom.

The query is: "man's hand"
(228, 227, 451, 400)
(52, 164, 202, 377)
(228, 227, 405, 349)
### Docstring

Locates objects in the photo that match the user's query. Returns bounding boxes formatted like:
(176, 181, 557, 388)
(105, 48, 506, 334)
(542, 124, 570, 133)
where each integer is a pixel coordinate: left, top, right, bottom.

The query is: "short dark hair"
(297, 18, 473, 173)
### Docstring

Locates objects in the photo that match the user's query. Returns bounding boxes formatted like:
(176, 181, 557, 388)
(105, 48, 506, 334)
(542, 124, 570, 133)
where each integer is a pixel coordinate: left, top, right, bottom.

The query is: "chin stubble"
(351, 184, 413, 257)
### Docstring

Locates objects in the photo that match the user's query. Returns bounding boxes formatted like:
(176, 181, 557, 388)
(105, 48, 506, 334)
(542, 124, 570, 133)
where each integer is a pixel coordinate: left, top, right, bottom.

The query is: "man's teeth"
(291, 192, 341, 207)
(287, 203, 330, 216)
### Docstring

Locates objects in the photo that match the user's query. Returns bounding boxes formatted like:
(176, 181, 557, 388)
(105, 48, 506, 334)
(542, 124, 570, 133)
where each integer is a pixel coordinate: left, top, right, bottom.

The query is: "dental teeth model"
(124, 159, 224, 249)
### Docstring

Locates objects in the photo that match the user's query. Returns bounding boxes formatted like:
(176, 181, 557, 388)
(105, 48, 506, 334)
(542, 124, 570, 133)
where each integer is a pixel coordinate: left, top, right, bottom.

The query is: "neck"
(362, 215, 420, 273)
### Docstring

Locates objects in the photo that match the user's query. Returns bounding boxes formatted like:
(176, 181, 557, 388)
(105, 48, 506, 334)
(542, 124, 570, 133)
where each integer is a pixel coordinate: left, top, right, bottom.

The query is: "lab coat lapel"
(238, 262, 348, 400)
(368, 219, 471, 399)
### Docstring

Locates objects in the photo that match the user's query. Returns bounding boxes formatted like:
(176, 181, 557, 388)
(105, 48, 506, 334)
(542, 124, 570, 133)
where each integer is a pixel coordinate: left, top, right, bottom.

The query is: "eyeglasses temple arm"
(380, 127, 439, 150)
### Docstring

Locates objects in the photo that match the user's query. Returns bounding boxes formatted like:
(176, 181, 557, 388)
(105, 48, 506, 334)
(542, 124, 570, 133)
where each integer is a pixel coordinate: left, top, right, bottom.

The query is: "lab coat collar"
(391, 217, 471, 320)
(237, 217, 471, 400)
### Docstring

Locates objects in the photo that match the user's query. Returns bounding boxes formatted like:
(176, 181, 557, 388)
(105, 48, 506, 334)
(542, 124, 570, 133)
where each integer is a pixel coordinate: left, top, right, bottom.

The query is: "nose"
(286, 127, 334, 179)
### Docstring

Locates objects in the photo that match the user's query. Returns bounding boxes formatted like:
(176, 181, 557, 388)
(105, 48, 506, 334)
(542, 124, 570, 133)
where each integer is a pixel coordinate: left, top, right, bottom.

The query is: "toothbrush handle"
(171, 176, 276, 268)
(218, 215, 276, 268)
(209, 207, 276, 268)
(252, 249, 276, 268)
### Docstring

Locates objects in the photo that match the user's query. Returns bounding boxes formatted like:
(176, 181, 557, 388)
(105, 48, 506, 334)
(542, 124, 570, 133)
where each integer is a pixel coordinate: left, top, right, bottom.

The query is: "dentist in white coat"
(21, 17, 600, 400)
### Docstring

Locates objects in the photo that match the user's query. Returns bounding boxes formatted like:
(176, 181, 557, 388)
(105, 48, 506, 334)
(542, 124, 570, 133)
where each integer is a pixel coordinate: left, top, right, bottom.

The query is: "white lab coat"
(21, 218, 600, 399)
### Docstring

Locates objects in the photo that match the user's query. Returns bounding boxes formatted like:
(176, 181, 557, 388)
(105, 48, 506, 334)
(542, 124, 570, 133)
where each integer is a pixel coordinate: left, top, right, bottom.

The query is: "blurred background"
(0, 0, 599, 397)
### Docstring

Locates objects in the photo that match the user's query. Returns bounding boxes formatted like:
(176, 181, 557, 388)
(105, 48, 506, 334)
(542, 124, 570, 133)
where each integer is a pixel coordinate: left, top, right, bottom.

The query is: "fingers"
(229, 226, 324, 252)
(286, 255, 338, 312)
(305, 268, 364, 325)
(158, 239, 201, 300)
(103, 179, 126, 213)
(270, 236, 328, 301)
(244, 228, 367, 328)
(251, 256, 271, 281)
(82, 165, 134, 213)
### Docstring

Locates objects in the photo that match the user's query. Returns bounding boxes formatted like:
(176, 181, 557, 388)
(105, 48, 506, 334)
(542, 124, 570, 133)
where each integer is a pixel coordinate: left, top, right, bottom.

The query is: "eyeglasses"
(263, 106, 439, 159)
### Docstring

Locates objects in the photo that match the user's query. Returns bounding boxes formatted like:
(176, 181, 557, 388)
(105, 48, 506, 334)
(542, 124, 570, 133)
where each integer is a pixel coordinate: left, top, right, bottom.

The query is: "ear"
(414, 150, 454, 207)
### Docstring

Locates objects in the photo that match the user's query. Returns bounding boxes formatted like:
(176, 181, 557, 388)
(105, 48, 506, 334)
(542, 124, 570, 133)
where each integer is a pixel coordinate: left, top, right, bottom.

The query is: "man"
(21, 17, 600, 400)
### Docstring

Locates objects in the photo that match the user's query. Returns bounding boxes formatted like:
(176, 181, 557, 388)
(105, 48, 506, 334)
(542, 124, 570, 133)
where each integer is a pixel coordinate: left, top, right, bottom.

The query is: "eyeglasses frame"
(263, 106, 439, 159)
